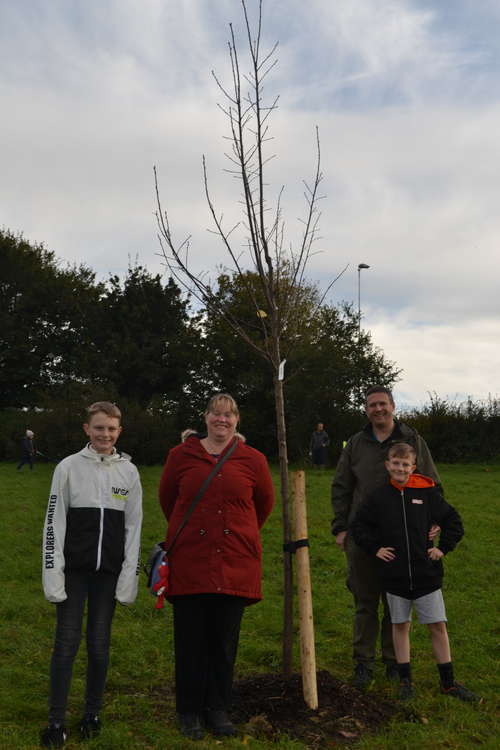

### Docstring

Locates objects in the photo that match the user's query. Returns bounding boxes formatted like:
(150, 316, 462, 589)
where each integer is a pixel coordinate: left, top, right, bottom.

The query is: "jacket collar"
(363, 419, 406, 443)
(80, 444, 130, 463)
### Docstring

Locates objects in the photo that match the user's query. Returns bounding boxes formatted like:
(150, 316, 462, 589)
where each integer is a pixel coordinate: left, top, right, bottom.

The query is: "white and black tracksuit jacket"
(42, 445, 143, 605)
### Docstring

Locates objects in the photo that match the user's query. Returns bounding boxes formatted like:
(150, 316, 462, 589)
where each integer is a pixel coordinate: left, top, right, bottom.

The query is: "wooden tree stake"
(292, 470, 318, 709)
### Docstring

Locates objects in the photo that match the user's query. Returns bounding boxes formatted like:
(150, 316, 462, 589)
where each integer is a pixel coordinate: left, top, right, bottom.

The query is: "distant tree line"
(400, 394, 500, 464)
(1, 230, 498, 464)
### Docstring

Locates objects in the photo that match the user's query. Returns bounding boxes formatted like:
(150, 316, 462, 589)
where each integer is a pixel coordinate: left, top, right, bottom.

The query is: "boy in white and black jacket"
(41, 402, 142, 748)
(351, 442, 479, 702)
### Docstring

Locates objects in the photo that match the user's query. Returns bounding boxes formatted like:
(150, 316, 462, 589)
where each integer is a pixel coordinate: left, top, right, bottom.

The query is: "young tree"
(154, 0, 343, 677)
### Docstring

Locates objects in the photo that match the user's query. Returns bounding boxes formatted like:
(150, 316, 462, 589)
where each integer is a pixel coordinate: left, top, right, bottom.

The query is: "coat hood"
(390, 472, 435, 491)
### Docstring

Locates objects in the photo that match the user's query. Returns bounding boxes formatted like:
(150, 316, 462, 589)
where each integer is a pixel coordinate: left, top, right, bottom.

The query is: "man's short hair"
(365, 385, 395, 405)
(387, 442, 416, 461)
(86, 401, 122, 421)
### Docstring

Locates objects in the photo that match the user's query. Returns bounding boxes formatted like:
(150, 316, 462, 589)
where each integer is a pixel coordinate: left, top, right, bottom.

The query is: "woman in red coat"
(159, 393, 274, 740)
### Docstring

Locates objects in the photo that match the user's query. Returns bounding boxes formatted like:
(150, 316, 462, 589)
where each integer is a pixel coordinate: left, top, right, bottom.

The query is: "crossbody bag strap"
(165, 437, 238, 556)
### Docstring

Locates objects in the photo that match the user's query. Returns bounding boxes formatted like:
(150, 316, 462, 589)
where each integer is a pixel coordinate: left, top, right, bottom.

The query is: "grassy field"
(0, 460, 498, 749)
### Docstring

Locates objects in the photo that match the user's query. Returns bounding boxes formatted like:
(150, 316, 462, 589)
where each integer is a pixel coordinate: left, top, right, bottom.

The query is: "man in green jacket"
(331, 386, 440, 689)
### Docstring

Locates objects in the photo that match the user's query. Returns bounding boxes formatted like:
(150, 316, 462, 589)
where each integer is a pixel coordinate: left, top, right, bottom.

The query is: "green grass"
(0, 461, 499, 749)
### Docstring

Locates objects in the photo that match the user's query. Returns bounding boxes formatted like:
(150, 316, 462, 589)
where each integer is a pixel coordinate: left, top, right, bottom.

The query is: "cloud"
(370, 312, 500, 407)
(1, 0, 498, 405)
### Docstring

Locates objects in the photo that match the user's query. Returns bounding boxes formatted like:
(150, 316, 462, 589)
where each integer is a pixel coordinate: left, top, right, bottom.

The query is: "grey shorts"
(386, 589, 447, 624)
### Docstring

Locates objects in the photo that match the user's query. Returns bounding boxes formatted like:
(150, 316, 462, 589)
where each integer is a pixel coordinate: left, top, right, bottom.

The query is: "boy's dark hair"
(86, 401, 122, 421)
(365, 385, 394, 405)
(387, 442, 416, 461)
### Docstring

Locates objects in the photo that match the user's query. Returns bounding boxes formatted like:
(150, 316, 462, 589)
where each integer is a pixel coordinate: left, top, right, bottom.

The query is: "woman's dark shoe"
(79, 714, 101, 739)
(178, 712, 205, 740)
(204, 709, 237, 737)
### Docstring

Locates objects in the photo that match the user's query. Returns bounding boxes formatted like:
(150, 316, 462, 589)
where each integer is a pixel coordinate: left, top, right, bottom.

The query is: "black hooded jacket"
(351, 474, 464, 598)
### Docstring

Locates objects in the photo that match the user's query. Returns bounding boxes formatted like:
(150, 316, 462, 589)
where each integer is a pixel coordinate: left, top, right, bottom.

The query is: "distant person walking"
(17, 429, 35, 470)
(310, 422, 330, 468)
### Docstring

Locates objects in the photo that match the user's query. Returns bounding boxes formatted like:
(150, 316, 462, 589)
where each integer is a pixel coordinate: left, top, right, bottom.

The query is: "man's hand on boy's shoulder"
(335, 531, 347, 550)
(376, 546, 396, 562)
(428, 547, 444, 561)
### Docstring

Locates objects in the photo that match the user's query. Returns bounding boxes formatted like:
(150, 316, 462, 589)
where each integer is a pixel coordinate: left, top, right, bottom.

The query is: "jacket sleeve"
(415, 435, 441, 486)
(253, 453, 275, 528)
(158, 448, 180, 521)
(115, 468, 143, 605)
(431, 491, 464, 554)
(350, 497, 381, 555)
(331, 440, 355, 534)
(42, 462, 70, 603)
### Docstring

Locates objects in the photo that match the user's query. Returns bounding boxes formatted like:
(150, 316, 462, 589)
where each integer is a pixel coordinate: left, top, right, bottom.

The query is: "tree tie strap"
(283, 539, 309, 554)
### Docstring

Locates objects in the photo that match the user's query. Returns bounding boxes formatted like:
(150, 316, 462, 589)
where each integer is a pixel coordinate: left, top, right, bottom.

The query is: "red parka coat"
(158, 436, 275, 604)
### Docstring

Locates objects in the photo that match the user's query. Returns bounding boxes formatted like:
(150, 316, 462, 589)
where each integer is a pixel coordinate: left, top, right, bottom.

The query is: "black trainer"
(178, 712, 205, 740)
(79, 714, 101, 739)
(398, 678, 415, 701)
(204, 709, 237, 737)
(40, 724, 67, 748)
(353, 663, 373, 691)
(441, 682, 480, 703)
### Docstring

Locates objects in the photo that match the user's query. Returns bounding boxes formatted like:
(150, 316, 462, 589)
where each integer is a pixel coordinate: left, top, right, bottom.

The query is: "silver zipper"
(96, 457, 105, 570)
(400, 488, 413, 591)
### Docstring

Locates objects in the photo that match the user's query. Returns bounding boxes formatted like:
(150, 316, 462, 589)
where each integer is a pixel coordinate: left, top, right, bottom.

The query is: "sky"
(1, 0, 499, 409)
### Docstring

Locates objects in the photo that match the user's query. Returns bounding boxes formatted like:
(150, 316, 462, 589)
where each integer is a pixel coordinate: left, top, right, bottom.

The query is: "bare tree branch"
(154, 0, 345, 680)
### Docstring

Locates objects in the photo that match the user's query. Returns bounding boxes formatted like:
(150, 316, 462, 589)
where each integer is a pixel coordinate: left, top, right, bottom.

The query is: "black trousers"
(48, 570, 118, 724)
(172, 594, 245, 713)
(17, 455, 34, 470)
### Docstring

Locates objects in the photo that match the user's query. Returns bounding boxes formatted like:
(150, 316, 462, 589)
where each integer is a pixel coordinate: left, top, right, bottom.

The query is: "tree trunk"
(274, 374, 293, 679)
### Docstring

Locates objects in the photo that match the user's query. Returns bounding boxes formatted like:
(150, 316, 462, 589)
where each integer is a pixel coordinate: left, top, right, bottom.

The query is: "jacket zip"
(400, 488, 413, 591)
(96, 456, 105, 571)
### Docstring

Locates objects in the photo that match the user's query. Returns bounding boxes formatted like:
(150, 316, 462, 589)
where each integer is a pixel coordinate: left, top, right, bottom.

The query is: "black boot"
(204, 709, 237, 737)
(178, 712, 205, 740)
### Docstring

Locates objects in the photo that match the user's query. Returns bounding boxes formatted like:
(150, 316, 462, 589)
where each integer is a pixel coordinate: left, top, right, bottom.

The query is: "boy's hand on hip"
(376, 547, 395, 562)
(428, 547, 444, 560)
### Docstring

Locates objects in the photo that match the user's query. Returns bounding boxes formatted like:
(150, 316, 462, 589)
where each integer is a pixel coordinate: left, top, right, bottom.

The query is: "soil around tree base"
(231, 670, 402, 747)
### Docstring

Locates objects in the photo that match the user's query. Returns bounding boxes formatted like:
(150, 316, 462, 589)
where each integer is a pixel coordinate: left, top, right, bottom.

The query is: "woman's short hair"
(86, 401, 122, 421)
(204, 393, 239, 420)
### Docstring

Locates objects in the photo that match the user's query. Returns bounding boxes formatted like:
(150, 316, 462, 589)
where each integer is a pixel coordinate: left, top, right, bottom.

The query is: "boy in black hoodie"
(351, 442, 478, 702)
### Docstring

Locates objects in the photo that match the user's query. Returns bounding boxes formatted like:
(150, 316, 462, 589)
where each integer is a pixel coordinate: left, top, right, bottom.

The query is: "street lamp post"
(357, 263, 370, 340)
(357, 263, 370, 403)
